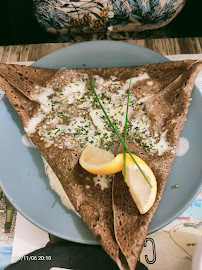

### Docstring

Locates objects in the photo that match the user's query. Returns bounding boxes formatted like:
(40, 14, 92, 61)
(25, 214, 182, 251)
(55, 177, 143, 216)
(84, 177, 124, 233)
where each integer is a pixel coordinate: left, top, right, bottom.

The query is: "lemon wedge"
(79, 144, 157, 214)
(79, 144, 123, 175)
(125, 156, 157, 214)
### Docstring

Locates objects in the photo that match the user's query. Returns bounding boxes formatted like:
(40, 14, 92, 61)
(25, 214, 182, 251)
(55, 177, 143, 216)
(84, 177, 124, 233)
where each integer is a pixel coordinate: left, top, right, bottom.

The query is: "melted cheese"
(123, 73, 149, 90)
(90, 110, 111, 135)
(93, 106, 133, 131)
(147, 81, 153, 86)
(53, 117, 101, 148)
(90, 106, 134, 149)
(63, 80, 86, 95)
(129, 115, 170, 155)
(39, 115, 101, 150)
(31, 86, 54, 113)
(26, 86, 55, 133)
(93, 175, 113, 191)
(63, 79, 87, 104)
(25, 113, 45, 134)
(94, 75, 104, 85)
(152, 131, 170, 155)
(26, 71, 170, 156)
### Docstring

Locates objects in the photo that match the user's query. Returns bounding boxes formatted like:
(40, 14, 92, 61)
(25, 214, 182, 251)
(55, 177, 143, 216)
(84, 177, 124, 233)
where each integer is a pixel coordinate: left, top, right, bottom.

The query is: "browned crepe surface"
(0, 63, 127, 270)
(112, 60, 202, 269)
(0, 60, 201, 270)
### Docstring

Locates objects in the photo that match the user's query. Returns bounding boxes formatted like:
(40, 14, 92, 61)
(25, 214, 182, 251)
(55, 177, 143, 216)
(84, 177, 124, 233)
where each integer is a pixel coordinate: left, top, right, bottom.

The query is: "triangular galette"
(0, 60, 201, 270)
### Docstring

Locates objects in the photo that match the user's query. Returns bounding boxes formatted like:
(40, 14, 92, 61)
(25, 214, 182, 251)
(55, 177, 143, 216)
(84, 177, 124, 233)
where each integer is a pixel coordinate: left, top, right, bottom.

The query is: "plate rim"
(32, 40, 170, 68)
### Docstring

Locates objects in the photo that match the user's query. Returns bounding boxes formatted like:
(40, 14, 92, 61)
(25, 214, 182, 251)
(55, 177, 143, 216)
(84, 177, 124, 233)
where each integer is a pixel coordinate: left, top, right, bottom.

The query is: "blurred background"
(0, 0, 201, 46)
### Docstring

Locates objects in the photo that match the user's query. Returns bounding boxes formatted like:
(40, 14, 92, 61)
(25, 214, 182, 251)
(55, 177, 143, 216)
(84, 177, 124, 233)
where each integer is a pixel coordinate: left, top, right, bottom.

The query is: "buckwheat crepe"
(0, 60, 201, 270)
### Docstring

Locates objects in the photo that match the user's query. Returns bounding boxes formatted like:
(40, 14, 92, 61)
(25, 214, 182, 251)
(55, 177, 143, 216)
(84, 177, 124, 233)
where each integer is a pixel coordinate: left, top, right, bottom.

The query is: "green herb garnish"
(124, 69, 133, 181)
(88, 74, 152, 188)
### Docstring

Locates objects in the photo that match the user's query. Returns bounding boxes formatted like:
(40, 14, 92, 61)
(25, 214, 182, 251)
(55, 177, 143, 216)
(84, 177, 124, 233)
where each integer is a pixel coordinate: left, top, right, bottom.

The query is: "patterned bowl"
(33, 0, 187, 35)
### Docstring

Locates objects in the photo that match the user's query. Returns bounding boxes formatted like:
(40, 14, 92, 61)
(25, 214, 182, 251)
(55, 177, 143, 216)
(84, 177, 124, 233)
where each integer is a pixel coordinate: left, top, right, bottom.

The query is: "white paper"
(11, 212, 49, 263)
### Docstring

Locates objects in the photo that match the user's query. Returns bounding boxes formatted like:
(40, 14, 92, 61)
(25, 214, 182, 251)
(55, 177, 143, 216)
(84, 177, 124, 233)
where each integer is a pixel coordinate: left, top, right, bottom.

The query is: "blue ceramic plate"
(0, 41, 201, 244)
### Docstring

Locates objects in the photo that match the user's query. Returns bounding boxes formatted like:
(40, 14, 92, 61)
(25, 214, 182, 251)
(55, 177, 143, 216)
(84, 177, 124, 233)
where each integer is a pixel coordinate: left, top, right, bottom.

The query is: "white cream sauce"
(147, 81, 153, 86)
(152, 131, 170, 155)
(40, 115, 101, 149)
(21, 133, 80, 214)
(129, 115, 170, 155)
(90, 106, 132, 134)
(93, 174, 113, 191)
(21, 134, 35, 148)
(21, 133, 79, 214)
(43, 157, 112, 210)
(25, 113, 45, 134)
(63, 78, 88, 104)
(123, 73, 149, 90)
(25, 71, 170, 156)
(31, 86, 54, 113)
(42, 158, 79, 216)
(176, 137, 190, 156)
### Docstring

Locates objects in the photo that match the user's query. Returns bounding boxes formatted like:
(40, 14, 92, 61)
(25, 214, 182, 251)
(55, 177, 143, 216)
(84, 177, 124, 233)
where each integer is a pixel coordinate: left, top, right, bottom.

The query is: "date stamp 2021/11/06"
(20, 255, 52, 261)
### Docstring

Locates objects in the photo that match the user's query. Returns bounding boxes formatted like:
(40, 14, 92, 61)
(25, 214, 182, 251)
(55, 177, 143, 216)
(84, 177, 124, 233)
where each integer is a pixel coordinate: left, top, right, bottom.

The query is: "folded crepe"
(0, 60, 201, 270)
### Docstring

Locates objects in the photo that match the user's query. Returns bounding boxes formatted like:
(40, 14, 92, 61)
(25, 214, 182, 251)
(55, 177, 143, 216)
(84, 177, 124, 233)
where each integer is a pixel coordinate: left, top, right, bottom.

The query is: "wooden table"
(0, 38, 202, 62)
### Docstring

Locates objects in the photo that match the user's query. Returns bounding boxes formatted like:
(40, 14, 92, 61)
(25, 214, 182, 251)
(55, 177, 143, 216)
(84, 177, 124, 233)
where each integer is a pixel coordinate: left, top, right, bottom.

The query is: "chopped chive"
(88, 74, 152, 188)
(55, 128, 60, 135)
(124, 69, 133, 182)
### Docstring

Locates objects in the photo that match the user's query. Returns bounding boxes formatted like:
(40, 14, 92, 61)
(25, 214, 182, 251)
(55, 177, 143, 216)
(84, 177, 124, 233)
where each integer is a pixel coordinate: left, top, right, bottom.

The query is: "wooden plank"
(28, 43, 70, 61)
(128, 38, 202, 55)
(9, 45, 22, 62)
(178, 37, 202, 54)
(198, 37, 202, 49)
(0, 46, 11, 62)
(146, 38, 181, 55)
(188, 37, 201, 53)
(127, 38, 181, 55)
(0, 46, 4, 62)
(0, 45, 30, 63)
(19, 45, 30, 62)
(0, 38, 201, 63)
(128, 40, 146, 48)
